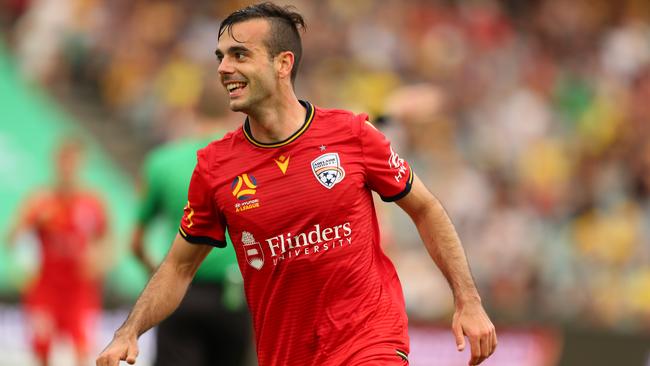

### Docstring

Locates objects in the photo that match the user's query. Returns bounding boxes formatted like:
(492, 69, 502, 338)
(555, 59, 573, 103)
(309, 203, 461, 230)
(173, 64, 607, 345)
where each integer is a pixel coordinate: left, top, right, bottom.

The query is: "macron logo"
(274, 155, 290, 175)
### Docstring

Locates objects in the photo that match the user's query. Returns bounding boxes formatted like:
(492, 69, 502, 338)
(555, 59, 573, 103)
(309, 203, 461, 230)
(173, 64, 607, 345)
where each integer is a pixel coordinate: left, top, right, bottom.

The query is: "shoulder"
(313, 105, 369, 136)
(195, 127, 242, 173)
(199, 128, 239, 158)
(314, 105, 369, 124)
(23, 188, 53, 205)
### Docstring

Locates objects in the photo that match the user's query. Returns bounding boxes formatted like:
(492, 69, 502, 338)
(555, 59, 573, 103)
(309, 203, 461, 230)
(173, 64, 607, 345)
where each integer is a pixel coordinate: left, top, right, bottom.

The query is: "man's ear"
(275, 51, 295, 81)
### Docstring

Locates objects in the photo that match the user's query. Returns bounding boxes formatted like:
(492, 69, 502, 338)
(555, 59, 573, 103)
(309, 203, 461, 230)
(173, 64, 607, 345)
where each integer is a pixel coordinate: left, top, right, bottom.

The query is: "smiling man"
(96, 3, 497, 366)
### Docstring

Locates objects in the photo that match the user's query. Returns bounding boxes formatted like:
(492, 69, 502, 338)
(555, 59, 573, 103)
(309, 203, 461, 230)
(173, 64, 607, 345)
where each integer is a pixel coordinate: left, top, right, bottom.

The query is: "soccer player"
(97, 3, 497, 366)
(8, 139, 110, 366)
(130, 101, 250, 366)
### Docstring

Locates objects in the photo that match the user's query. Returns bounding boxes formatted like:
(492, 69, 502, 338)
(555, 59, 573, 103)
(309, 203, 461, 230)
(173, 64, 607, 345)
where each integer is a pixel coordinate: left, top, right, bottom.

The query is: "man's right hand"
(97, 234, 209, 365)
(96, 331, 139, 366)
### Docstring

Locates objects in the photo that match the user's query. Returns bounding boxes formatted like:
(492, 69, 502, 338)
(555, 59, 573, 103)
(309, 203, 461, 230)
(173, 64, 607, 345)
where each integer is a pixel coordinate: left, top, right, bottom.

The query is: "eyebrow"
(215, 45, 251, 58)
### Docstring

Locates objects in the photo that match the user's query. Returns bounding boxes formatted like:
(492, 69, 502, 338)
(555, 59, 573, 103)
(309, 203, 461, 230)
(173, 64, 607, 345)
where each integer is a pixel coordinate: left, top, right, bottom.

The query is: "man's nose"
(218, 57, 234, 75)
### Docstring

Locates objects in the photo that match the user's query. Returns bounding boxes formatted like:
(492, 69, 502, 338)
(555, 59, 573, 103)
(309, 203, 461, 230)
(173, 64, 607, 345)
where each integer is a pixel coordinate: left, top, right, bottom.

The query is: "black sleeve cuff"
(179, 227, 227, 248)
(380, 168, 414, 202)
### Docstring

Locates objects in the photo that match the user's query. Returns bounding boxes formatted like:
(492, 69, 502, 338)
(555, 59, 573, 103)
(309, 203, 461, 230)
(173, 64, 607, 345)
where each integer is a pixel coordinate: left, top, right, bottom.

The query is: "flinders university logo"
(265, 222, 353, 266)
(241, 231, 264, 270)
(311, 153, 345, 189)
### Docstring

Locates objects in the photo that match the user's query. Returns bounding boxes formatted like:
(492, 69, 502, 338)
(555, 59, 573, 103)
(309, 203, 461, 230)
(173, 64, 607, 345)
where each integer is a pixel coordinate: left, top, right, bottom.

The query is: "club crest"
(241, 231, 264, 270)
(311, 152, 345, 189)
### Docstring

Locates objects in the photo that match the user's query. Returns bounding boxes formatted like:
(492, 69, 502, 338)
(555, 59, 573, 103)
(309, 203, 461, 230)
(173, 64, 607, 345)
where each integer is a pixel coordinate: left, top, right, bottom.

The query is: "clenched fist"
(96, 330, 139, 366)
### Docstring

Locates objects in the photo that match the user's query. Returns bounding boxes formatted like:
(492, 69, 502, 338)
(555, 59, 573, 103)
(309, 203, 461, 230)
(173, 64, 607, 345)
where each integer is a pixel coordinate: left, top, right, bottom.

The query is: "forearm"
(116, 259, 193, 337)
(6, 219, 28, 249)
(131, 226, 157, 273)
(413, 197, 480, 306)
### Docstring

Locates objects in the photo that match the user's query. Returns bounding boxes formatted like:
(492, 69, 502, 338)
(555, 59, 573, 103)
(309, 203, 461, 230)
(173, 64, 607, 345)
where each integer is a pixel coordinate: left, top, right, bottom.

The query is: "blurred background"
(1, 0, 650, 365)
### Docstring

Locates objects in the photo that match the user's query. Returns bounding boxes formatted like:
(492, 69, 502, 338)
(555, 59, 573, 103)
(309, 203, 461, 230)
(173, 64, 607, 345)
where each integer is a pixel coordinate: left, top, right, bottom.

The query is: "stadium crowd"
(2, 0, 650, 331)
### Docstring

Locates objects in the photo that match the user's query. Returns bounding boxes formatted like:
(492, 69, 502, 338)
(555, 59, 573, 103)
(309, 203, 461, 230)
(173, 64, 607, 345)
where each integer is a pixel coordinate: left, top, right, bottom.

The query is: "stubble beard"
(229, 83, 273, 115)
(229, 99, 247, 112)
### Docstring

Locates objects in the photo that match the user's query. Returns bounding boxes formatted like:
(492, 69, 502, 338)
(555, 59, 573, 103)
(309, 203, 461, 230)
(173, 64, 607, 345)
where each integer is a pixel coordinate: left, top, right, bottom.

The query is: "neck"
(246, 95, 305, 144)
(55, 180, 77, 196)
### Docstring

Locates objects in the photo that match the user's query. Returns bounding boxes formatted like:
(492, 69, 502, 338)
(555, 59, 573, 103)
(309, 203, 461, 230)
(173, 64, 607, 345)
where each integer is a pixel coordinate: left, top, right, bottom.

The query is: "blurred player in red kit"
(98, 2, 497, 366)
(8, 139, 110, 366)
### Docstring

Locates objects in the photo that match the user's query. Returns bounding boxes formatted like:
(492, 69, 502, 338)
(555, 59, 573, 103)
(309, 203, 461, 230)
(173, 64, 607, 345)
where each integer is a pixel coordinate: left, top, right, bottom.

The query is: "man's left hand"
(452, 300, 497, 365)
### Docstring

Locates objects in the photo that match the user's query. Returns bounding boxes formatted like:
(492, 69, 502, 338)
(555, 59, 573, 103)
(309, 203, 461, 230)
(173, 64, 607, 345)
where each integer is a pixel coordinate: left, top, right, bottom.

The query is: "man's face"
(216, 19, 278, 112)
(56, 145, 83, 186)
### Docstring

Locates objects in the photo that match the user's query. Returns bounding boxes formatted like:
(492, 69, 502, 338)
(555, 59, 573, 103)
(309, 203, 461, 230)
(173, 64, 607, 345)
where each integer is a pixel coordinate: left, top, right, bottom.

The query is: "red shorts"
(24, 284, 99, 356)
(345, 345, 410, 366)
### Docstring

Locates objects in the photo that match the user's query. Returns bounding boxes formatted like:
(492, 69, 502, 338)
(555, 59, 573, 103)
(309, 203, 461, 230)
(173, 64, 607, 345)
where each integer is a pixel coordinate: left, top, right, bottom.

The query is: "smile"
(226, 82, 248, 92)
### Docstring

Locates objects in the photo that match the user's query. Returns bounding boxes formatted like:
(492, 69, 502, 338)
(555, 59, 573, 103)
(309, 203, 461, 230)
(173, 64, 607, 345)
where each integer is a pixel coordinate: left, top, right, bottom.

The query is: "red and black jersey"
(180, 101, 413, 366)
(21, 191, 107, 309)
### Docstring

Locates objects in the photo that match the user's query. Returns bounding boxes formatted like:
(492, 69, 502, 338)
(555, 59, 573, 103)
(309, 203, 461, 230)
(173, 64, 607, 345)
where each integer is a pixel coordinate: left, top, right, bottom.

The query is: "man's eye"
(235, 52, 245, 60)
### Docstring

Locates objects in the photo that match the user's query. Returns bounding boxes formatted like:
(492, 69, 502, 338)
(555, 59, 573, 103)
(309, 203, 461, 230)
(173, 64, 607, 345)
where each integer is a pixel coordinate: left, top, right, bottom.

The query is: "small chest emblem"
(241, 231, 264, 270)
(274, 155, 290, 174)
(311, 152, 345, 189)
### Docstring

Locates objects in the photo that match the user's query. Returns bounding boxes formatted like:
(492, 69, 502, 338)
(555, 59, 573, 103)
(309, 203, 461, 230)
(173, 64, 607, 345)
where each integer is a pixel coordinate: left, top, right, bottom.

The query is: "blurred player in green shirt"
(130, 93, 251, 366)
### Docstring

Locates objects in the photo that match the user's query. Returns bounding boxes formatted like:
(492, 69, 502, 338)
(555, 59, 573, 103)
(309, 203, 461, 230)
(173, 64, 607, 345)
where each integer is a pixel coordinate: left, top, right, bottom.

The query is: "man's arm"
(131, 154, 163, 274)
(396, 174, 497, 366)
(131, 225, 158, 274)
(83, 230, 114, 281)
(83, 200, 114, 281)
(5, 194, 41, 249)
(6, 214, 26, 250)
(96, 233, 212, 366)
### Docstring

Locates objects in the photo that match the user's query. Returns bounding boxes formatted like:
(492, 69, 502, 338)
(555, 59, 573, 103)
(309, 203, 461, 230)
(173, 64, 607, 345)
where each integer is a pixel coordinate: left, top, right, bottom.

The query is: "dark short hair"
(218, 2, 306, 84)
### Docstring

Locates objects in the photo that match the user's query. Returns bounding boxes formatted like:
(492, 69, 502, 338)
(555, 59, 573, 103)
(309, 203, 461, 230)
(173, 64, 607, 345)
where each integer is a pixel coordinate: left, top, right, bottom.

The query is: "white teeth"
(226, 82, 246, 92)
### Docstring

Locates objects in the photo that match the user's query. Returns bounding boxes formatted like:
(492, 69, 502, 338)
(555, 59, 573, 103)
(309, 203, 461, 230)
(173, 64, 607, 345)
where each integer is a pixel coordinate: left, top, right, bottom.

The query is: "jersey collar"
(242, 100, 315, 148)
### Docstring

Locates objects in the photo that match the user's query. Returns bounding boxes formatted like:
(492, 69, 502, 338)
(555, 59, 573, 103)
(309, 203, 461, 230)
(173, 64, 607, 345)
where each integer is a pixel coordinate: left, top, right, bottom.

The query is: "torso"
(186, 102, 411, 365)
(24, 190, 106, 307)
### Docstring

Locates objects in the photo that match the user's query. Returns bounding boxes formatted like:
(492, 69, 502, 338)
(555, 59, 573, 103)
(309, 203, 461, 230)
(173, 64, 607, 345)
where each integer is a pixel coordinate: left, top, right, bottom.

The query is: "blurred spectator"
(5, 138, 111, 366)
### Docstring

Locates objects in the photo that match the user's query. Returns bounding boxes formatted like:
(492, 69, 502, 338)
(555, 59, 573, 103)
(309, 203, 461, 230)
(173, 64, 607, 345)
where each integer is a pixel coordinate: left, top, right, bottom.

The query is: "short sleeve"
(359, 118, 414, 202)
(178, 157, 227, 248)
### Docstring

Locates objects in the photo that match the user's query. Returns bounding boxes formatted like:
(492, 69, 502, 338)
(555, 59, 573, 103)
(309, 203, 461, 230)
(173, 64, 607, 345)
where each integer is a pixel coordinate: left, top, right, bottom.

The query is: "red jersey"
(22, 190, 107, 310)
(179, 101, 413, 366)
